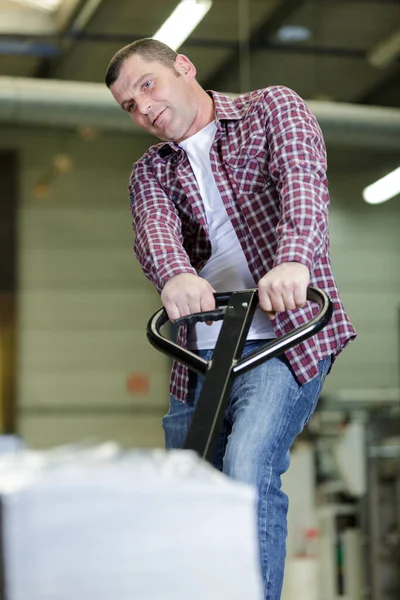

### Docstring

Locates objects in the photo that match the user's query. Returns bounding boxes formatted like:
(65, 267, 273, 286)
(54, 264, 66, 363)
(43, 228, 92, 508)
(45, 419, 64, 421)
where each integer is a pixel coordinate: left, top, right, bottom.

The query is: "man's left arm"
(258, 87, 329, 314)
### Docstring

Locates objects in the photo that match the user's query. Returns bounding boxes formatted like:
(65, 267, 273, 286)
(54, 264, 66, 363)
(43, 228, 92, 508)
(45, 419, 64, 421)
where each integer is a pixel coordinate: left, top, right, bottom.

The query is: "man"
(105, 38, 356, 600)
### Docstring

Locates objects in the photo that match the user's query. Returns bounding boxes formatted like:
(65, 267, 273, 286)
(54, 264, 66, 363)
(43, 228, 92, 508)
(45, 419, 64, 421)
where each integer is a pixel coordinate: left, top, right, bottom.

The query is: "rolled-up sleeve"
(266, 87, 329, 270)
(129, 156, 196, 293)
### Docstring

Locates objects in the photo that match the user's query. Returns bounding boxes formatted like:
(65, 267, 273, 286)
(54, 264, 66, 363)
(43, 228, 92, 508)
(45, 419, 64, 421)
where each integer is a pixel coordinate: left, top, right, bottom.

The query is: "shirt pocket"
(225, 134, 270, 194)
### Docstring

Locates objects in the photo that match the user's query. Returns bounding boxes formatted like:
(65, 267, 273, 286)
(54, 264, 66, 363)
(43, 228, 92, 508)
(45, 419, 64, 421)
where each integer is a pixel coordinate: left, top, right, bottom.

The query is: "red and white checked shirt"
(129, 86, 356, 402)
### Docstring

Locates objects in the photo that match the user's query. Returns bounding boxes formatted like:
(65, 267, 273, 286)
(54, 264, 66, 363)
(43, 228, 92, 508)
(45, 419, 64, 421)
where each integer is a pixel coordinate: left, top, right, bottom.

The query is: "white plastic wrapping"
(0, 443, 263, 600)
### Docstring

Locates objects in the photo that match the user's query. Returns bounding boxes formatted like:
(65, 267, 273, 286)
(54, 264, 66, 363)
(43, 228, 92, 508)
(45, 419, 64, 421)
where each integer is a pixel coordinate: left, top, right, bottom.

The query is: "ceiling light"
(363, 166, 400, 204)
(153, 0, 212, 51)
(8, 0, 62, 12)
(276, 25, 311, 43)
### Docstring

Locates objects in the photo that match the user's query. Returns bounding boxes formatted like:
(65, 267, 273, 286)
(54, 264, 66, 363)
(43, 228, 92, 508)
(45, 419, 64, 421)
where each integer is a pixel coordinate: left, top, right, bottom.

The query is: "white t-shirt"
(179, 121, 275, 349)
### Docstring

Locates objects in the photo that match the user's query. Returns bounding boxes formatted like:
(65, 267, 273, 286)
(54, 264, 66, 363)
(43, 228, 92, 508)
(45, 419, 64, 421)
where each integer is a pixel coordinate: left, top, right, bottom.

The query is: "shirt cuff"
(156, 261, 198, 292)
(273, 239, 314, 271)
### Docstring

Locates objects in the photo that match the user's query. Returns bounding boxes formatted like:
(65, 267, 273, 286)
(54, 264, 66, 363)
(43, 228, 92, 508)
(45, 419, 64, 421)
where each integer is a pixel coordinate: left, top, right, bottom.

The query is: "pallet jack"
(147, 286, 333, 463)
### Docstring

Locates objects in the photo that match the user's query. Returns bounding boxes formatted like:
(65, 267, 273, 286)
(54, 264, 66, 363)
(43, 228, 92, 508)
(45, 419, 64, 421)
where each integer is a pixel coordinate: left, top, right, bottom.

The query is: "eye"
(143, 80, 152, 90)
(127, 101, 135, 113)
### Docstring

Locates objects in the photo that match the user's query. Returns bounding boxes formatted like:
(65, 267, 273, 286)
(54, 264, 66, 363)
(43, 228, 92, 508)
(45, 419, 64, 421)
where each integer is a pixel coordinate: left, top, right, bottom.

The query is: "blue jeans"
(162, 341, 331, 600)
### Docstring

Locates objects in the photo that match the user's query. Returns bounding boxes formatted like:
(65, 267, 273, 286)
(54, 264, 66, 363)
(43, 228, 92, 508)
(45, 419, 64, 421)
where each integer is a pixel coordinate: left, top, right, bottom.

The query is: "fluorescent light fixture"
(363, 166, 400, 204)
(153, 0, 212, 51)
(277, 25, 311, 43)
(8, 0, 62, 12)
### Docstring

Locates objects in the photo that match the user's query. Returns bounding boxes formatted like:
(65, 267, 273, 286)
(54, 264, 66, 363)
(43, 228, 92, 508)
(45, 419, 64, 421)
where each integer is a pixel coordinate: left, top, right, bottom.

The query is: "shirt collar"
(207, 90, 243, 124)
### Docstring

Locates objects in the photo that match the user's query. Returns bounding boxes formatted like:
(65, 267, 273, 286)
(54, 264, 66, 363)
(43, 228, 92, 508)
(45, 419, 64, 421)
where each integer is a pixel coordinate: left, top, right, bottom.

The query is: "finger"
(267, 289, 286, 313)
(261, 296, 281, 315)
(281, 290, 297, 311)
(258, 283, 274, 313)
(200, 292, 216, 313)
(293, 284, 307, 308)
(168, 302, 193, 322)
(166, 302, 181, 323)
(259, 293, 275, 313)
(200, 289, 216, 325)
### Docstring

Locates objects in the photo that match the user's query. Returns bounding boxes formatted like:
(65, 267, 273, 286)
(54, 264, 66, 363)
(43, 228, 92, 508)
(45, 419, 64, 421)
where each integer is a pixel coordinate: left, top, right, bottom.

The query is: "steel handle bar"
(146, 286, 333, 377)
(233, 287, 332, 375)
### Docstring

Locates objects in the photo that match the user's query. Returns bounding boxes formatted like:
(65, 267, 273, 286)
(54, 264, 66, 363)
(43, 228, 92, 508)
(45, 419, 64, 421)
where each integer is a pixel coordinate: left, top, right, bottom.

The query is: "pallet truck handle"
(146, 286, 333, 376)
(175, 307, 227, 326)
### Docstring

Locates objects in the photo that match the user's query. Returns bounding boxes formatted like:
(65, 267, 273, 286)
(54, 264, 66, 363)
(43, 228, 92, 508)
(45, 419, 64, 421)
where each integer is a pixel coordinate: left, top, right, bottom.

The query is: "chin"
(165, 130, 182, 143)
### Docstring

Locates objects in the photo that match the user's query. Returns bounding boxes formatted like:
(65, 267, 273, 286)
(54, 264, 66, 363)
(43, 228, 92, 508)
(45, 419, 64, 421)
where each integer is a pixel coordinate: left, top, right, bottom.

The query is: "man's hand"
(161, 273, 216, 323)
(258, 262, 310, 314)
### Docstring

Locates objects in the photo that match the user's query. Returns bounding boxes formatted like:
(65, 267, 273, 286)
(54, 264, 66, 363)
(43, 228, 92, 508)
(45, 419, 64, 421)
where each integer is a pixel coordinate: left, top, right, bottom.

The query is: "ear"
(174, 54, 197, 80)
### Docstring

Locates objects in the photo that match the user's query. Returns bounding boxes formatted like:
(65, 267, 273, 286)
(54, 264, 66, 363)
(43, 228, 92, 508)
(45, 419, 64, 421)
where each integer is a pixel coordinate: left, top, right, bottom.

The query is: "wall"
(0, 124, 398, 449)
(1, 124, 169, 449)
(322, 145, 400, 397)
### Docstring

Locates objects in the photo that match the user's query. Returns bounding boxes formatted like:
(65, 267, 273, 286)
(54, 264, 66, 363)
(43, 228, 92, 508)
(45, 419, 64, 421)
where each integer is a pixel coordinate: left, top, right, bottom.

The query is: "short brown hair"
(105, 38, 178, 88)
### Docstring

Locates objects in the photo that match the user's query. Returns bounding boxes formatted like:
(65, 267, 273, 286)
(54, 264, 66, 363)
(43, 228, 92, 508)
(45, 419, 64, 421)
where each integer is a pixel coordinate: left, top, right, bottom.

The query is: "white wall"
(322, 146, 400, 396)
(0, 125, 399, 449)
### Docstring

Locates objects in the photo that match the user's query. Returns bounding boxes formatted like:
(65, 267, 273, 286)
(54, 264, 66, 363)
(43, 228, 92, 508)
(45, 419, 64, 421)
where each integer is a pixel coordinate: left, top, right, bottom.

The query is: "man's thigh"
(162, 340, 330, 478)
(223, 353, 331, 481)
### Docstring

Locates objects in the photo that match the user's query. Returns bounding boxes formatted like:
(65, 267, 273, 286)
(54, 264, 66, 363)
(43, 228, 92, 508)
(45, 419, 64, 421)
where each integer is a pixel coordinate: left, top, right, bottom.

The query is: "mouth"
(152, 108, 166, 127)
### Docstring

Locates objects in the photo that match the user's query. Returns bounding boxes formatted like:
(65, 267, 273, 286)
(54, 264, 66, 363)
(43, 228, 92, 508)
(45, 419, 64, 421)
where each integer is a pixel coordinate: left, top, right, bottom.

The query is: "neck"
(198, 90, 215, 128)
(178, 88, 215, 142)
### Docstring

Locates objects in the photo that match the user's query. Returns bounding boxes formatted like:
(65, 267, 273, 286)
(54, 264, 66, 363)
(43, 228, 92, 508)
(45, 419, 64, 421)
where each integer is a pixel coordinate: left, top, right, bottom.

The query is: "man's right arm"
(129, 157, 197, 293)
(129, 157, 215, 321)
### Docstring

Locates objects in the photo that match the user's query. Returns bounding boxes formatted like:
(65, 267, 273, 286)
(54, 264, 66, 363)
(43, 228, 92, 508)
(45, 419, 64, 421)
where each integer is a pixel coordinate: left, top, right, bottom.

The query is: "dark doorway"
(0, 151, 18, 434)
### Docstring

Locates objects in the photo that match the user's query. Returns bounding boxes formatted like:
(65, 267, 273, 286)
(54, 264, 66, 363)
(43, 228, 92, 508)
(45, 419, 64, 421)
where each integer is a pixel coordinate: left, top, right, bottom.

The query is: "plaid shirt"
(129, 86, 356, 402)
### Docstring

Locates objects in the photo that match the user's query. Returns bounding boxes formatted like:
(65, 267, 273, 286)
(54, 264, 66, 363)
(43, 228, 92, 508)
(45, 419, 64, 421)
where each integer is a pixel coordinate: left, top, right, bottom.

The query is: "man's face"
(110, 53, 199, 143)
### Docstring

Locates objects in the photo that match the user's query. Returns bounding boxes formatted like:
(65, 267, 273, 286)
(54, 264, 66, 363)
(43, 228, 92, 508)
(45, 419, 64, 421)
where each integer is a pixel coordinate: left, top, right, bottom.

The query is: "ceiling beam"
(34, 0, 105, 78)
(0, 30, 368, 58)
(203, 0, 305, 90)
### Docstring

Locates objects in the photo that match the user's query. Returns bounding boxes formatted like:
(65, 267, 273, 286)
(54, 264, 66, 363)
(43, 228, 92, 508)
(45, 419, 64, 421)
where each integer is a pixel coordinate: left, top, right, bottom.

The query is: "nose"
(136, 97, 151, 116)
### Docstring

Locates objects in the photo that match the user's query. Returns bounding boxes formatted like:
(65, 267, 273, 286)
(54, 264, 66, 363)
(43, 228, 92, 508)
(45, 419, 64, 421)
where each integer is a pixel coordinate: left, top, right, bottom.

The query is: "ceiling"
(0, 0, 399, 107)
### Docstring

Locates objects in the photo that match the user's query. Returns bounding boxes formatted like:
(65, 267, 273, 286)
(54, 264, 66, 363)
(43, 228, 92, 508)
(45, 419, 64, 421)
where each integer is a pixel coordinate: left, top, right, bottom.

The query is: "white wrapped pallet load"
(0, 444, 263, 600)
